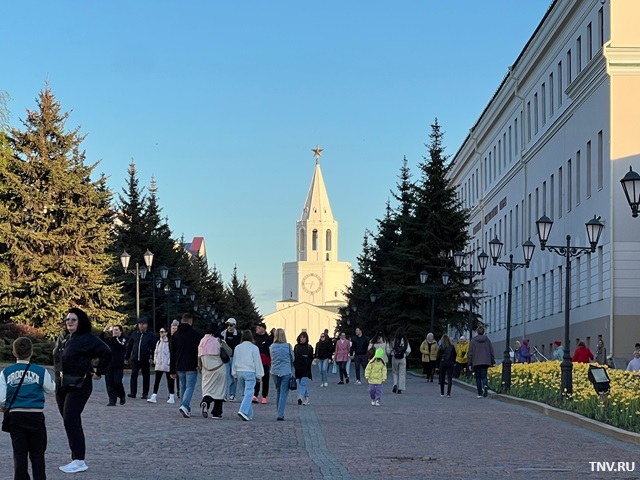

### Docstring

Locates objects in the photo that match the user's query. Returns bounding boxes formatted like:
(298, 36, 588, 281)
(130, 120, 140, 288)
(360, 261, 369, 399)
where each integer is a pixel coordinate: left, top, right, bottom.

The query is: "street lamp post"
(620, 166, 640, 217)
(453, 250, 489, 339)
(488, 237, 536, 391)
(535, 214, 605, 398)
(419, 270, 450, 333)
(164, 276, 183, 331)
(120, 249, 154, 320)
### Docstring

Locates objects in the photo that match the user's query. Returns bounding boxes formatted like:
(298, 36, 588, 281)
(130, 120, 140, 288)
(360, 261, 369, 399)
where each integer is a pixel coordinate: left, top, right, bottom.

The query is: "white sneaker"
(229, 394, 235, 402)
(319, 383, 324, 388)
(167, 394, 175, 404)
(323, 382, 328, 387)
(303, 397, 310, 406)
(371, 400, 376, 406)
(375, 400, 380, 406)
(59, 460, 88, 473)
(147, 394, 157, 404)
(355, 380, 361, 385)
(179, 405, 190, 418)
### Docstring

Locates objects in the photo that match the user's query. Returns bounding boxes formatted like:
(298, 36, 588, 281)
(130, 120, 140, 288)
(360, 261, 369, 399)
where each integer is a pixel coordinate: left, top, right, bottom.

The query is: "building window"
(543, 181, 547, 215)
(542, 273, 547, 317)
(586, 140, 592, 198)
(576, 36, 582, 73)
(550, 174, 555, 219)
(567, 159, 572, 213)
(549, 72, 554, 116)
(576, 150, 581, 205)
(557, 61, 563, 108)
(503, 133, 507, 168)
(597, 130, 603, 190)
(534, 94, 539, 134)
(558, 166, 563, 218)
(326, 229, 332, 251)
(299, 229, 306, 251)
(567, 50, 572, 84)
(527, 101, 532, 142)
(541, 83, 546, 126)
(312, 229, 318, 250)
(508, 126, 512, 162)
(514, 118, 519, 155)
(598, 7, 604, 47)
(489, 152, 492, 183)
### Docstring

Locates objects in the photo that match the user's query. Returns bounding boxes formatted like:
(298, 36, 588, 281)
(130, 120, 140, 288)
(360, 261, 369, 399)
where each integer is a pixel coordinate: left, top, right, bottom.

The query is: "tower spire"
(312, 144, 323, 164)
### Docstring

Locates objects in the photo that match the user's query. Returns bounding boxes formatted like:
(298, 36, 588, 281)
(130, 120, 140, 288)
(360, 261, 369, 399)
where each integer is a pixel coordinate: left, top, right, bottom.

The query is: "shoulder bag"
(289, 347, 297, 391)
(219, 339, 232, 364)
(2, 362, 31, 433)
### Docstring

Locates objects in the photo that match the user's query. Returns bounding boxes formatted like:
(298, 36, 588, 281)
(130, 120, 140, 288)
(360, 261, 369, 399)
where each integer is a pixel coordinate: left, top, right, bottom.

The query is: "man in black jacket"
(350, 327, 370, 385)
(252, 322, 273, 404)
(170, 313, 201, 418)
(125, 318, 156, 399)
(220, 318, 242, 401)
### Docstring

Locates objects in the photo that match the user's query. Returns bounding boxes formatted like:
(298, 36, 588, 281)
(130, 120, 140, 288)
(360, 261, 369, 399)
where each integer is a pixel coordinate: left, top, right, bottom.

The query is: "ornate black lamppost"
(535, 214, 604, 398)
(120, 249, 154, 320)
(453, 249, 489, 339)
(419, 270, 450, 333)
(488, 237, 536, 391)
(620, 166, 640, 217)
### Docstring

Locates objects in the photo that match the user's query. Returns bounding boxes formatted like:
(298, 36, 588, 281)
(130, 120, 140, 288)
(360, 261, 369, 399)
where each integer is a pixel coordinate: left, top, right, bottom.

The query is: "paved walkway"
(0, 369, 638, 479)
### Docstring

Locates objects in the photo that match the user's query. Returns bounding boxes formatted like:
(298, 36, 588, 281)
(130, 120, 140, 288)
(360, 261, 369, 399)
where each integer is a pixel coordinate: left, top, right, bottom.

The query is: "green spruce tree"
(0, 87, 125, 336)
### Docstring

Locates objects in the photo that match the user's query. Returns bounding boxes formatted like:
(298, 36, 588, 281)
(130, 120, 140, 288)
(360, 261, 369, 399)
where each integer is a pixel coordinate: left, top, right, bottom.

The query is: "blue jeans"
(177, 370, 198, 412)
(236, 371, 256, 420)
(226, 359, 237, 398)
(273, 374, 291, 418)
(317, 359, 329, 384)
(474, 366, 489, 395)
(299, 376, 310, 399)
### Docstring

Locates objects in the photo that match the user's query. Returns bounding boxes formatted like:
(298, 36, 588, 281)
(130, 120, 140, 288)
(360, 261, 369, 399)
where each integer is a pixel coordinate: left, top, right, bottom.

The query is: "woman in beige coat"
(419, 333, 438, 382)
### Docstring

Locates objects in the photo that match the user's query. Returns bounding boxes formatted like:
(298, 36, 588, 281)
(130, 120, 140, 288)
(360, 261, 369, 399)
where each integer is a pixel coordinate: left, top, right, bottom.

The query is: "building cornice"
(604, 44, 640, 76)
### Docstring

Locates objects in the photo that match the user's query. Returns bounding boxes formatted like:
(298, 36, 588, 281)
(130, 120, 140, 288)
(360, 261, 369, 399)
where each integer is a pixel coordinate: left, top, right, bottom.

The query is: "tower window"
(312, 229, 318, 250)
(299, 228, 306, 251)
(326, 230, 332, 251)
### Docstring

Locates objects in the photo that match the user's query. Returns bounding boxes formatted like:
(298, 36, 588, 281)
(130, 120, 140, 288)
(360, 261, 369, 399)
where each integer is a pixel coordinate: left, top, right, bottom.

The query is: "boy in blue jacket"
(0, 337, 55, 480)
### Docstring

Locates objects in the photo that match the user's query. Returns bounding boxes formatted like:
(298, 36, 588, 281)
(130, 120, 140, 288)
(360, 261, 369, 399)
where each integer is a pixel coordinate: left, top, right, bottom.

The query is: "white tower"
(282, 146, 351, 306)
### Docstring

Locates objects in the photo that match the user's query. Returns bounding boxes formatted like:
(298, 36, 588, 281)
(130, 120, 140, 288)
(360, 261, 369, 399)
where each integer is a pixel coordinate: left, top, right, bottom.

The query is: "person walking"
(468, 325, 495, 398)
(270, 328, 294, 421)
(220, 318, 242, 402)
(100, 325, 127, 406)
(365, 347, 387, 406)
(420, 333, 438, 382)
(197, 323, 227, 419)
(53, 307, 112, 473)
(595, 339, 607, 365)
(334, 332, 351, 384)
(454, 335, 469, 378)
(572, 341, 594, 363)
(314, 332, 333, 387)
(1, 337, 55, 480)
(232, 330, 264, 421)
(391, 327, 411, 394)
(369, 332, 391, 364)
(252, 322, 274, 404)
(170, 319, 180, 398)
(437, 335, 456, 398)
(170, 313, 202, 418)
(148, 328, 175, 404)
(125, 317, 156, 400)
(350, 327, 369, 385)
(294, 332, 314, 406)
(552, 340, 564, 361)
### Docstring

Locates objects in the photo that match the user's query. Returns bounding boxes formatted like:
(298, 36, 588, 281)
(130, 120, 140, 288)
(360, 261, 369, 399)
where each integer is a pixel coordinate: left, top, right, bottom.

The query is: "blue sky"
(2, 1, 552, 315)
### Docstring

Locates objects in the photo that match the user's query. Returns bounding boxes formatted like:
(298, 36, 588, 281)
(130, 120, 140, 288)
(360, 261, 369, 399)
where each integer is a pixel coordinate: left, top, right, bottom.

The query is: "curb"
(451, 376, 640, 446)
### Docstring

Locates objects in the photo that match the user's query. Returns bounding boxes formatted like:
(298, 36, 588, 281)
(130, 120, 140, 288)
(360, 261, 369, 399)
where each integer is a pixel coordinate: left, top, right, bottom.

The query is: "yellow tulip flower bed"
(473, 361, 640, 433)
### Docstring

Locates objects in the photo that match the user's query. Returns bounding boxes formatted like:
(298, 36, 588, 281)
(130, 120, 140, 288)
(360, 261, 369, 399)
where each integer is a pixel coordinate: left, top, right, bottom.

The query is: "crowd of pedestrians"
(10, 307, 634, 480)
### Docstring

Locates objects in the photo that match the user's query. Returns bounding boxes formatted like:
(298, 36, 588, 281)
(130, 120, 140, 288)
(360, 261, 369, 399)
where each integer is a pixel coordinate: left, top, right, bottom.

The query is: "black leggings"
(56, 377, 92, 461)
(253, 364, 270, 398)
(439, 364, 454, 395)
(153, 371, 175, 395)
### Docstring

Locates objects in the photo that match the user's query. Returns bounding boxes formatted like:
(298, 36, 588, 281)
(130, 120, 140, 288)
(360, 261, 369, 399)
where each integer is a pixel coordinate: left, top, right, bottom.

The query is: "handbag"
(288, 348, 297, 391)
(61, 372, 85, 389)
(219, 339, 232, 364)
(2, 362, 31, 433)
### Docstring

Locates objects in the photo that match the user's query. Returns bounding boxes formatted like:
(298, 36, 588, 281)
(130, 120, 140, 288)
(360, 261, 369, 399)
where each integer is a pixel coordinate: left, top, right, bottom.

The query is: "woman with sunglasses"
(53, 307, 111, 474)
(148, 328, 175, 404)
(314, 332, 333, 387)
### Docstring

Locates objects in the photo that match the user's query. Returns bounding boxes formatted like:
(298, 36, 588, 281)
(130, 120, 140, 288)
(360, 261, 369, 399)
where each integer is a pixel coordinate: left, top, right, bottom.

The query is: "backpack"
(393, 341, 407, 359)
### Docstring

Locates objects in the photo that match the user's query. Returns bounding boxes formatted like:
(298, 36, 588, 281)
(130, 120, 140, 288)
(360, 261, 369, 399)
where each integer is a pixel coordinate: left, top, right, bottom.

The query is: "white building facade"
(448, 0, 640, 365)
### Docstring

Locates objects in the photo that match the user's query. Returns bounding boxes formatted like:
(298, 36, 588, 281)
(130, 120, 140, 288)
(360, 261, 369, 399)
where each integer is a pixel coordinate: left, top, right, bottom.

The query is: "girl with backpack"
(391, 327, 411, 394)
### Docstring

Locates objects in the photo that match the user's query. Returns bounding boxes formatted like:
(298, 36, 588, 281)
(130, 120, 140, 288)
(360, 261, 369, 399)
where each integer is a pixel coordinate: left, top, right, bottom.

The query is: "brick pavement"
(0, 369, 638, 479)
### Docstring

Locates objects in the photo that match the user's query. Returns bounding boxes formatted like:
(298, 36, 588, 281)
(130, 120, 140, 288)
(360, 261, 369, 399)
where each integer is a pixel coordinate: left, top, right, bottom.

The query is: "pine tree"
(224, 266, 262, 330)
(0, 87, 125, 336)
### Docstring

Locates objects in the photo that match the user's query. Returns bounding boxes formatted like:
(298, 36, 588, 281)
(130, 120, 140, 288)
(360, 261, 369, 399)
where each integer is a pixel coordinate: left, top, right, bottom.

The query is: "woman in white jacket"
(147, 328, 175, 404)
